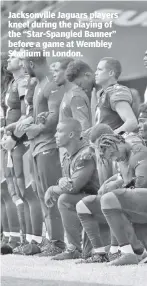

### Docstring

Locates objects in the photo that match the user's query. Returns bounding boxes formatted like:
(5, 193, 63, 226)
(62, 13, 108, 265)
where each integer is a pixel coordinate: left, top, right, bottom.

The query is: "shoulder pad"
(117, 85, 130, 94)
(108, 84, 132, 100)
(107, 84, 130, 93)
(78, 146, 94, 161)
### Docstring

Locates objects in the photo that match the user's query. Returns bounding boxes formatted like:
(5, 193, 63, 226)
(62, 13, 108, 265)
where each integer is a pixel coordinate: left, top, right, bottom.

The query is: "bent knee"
(76, 200, 92, 214)
(82, 195, 97, 205)
(101, 192, 121, 210)
(57, 193, 71, 209)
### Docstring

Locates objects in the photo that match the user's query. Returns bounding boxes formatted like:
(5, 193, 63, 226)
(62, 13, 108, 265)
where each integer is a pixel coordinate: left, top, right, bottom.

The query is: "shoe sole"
(107, 260, 138, 266)
(139, 257, 147, 264)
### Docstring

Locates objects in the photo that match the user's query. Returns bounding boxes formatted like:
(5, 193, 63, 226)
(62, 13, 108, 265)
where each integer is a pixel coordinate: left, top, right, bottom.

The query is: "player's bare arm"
(114, 101, 138, 134)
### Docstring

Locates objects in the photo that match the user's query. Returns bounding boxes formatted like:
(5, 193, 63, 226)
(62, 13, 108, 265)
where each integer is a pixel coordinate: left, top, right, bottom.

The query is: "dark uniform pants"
(58, 193, 92, 254)
(101, 188, 147, 250)
(33, 148, 64, 242)
(3, 143, 27, 201)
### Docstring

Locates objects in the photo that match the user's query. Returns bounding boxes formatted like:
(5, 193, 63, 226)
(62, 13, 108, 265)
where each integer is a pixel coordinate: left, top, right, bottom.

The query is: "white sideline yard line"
(1, 255, 147, 286)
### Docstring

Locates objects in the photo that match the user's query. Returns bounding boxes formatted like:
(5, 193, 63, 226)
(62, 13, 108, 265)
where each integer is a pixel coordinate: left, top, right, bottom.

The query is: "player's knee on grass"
(101, 192, 122, 210)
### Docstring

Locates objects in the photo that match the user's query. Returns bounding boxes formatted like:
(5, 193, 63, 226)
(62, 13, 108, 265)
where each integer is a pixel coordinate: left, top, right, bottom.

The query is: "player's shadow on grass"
(2, 277, 126, 286)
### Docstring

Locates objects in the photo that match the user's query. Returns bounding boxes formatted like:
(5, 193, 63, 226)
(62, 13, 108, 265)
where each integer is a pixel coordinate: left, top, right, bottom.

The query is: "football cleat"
(108, 253, 138, 266)
(36, 242, 64, 257)
(23, 240, 41, 255)
(76, 252, 109, 264)
(52, 248, 81, 260)
(108, 250, 121, 261)
(1, 244, 13, 255)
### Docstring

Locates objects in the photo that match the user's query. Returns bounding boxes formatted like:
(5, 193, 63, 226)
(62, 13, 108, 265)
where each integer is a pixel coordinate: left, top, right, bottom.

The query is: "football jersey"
(59, 85, 92, 132)
(24, 77, 37, 117)
(95, 84, 134, 130)
(116, 144, 147, 188)
(62, 145, 99, 194)
(30, 80, 64, 157)
(5, 75, 29, 125)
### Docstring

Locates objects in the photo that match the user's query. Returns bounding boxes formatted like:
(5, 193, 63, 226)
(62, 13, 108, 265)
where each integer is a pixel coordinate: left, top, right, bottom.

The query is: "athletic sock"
(1, 202, 10, 237)
(110, 231, 118, 246)
(32, 235, 42, 244)
(24, 200, 32, 238)
(26, 234, 32, 243)
(9, 234, 20, 246)
(15, 201, 26, 235)
(102, 209, 130, 246)
(2, 194, 20, 235)
(78, 213, 103, 248)
(10, 232, 20, 238)
(110, 246, 119, 254)
(120, 244, 134, 254)
(46, 232, 50, 240)
(92, 246, 106, 254)
(42, 222, 46, 237)
(3, 232, 10, 238)
(25, 187, 43, 242)
(3, 232, 10, 243)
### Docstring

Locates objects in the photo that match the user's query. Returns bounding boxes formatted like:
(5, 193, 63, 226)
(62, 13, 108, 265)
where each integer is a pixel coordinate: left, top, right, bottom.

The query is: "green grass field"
(1, 255, 147, 286)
